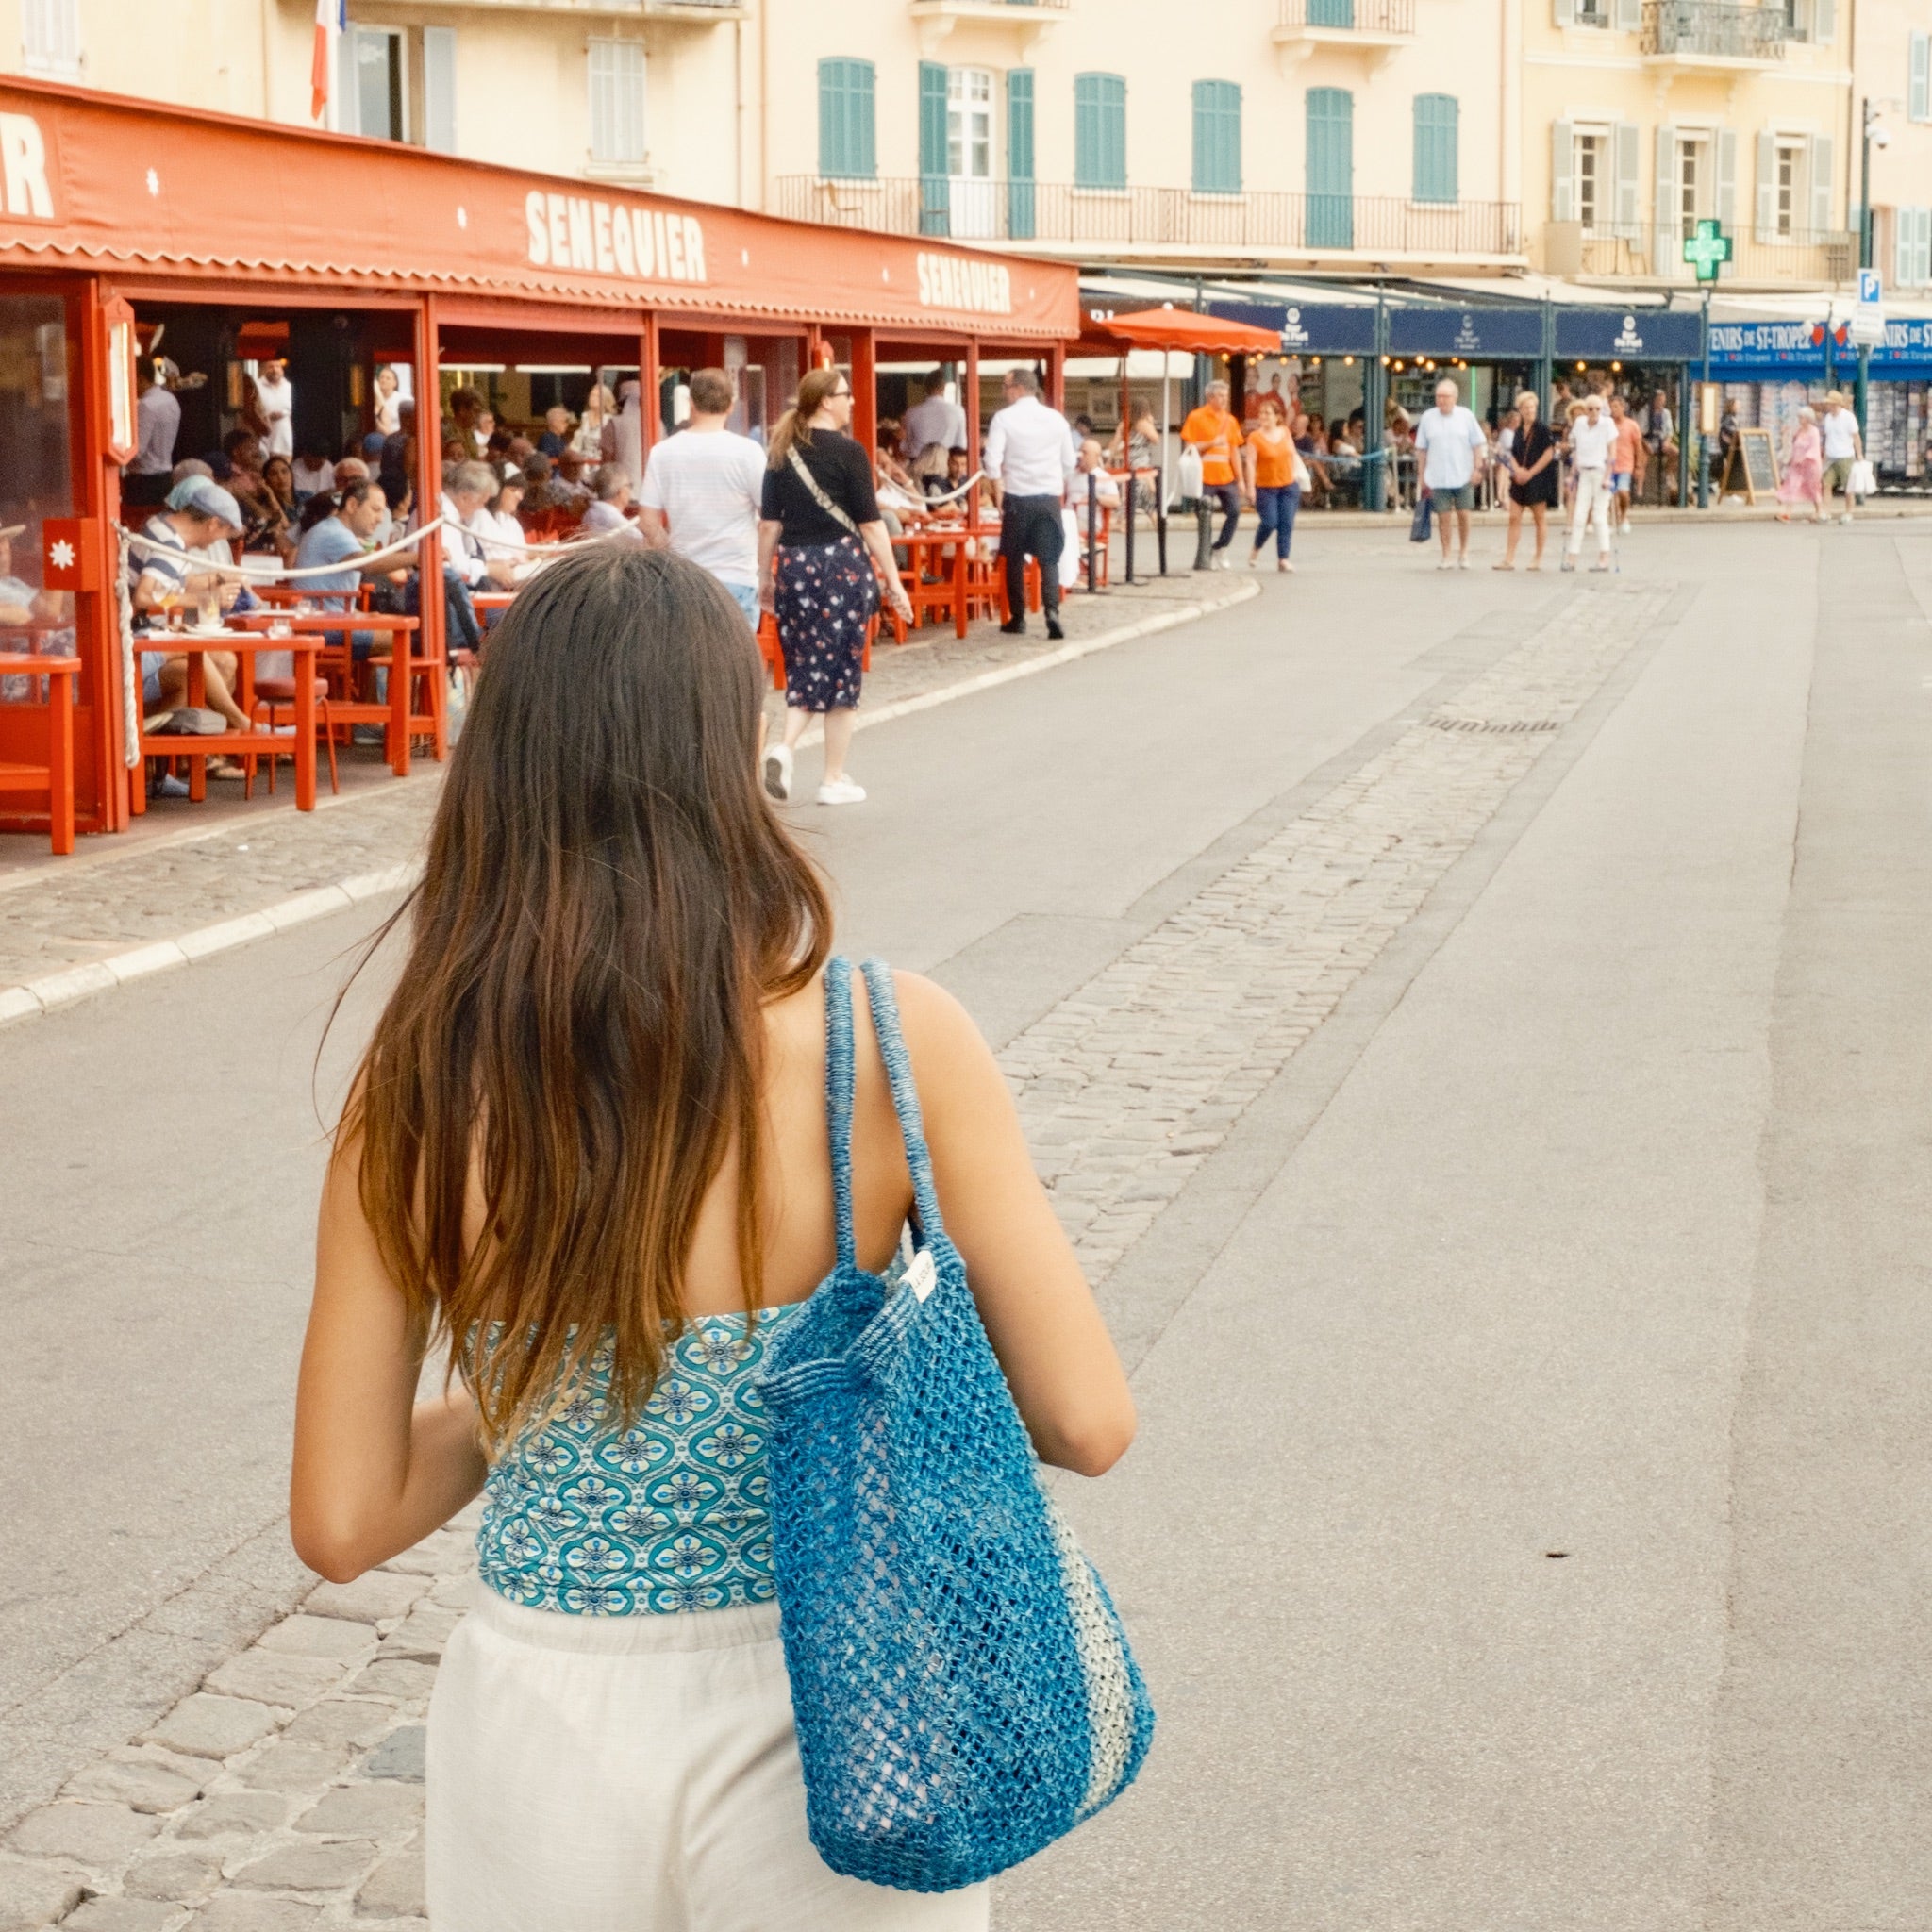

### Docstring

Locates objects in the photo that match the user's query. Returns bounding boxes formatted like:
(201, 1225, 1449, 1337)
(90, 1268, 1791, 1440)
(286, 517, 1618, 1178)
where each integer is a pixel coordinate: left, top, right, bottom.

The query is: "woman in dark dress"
(1498, 389, 1559, 571)
(757, 369, 912, 808)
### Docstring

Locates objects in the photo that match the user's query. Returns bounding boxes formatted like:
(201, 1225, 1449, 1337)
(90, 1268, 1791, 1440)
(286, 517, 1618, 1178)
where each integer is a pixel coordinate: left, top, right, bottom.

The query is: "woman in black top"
(1498, 389, 1559, 571)
(757, 368, 912, 808)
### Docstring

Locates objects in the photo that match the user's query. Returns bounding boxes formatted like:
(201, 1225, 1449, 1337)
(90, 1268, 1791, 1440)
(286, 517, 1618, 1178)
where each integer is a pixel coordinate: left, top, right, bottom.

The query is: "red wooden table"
(132, 632, 319, 812)
(0, 651, 80, 853)
(894, 525, 1003, 639)
(227, 609, 428, 773)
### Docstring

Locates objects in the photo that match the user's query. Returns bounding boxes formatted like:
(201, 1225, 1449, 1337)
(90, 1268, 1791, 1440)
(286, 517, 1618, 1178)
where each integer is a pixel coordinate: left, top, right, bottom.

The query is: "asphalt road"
(2, 519, 1927, 1927)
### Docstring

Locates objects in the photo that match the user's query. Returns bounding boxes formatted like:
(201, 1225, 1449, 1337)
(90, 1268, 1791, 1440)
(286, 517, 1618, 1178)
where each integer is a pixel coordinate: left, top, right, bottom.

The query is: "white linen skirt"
(426, 1586, 991, 1931)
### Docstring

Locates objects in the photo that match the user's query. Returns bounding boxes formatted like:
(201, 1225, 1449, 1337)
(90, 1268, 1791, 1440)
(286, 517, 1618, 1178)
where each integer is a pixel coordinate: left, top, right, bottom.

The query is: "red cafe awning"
(1091, 308, 1282, 356)
(0, 75, 1079, 343)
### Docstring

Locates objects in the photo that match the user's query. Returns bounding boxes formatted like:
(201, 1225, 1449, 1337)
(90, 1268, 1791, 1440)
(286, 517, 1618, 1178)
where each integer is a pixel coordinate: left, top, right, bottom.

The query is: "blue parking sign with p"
(1858, 269, 1883, 305)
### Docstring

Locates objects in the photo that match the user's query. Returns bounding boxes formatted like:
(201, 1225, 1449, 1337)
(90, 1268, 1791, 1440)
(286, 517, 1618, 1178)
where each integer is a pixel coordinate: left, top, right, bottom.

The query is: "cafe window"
(1574, 130, 1607, 232)
(340, 25, 408, 142)
(21, 0, 81, 78)
(589, 39, 647, 167)
(0, 295, 75, 703)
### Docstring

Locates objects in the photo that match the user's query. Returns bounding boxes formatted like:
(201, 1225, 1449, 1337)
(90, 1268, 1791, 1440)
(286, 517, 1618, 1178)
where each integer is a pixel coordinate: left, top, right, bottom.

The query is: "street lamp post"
(1698, 285, 1712, 509)
(1856, 97, 1884, 436)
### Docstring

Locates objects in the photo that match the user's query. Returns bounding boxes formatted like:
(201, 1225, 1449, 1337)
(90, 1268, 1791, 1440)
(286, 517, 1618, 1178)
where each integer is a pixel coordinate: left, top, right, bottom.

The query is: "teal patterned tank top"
(475, 1301, 807, 1616)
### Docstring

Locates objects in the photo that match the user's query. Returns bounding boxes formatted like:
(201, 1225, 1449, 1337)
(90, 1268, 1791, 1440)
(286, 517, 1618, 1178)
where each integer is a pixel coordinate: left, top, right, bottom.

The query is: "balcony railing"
(1278, 0, 1416, 31)
(1641, 0, 1788, 57)
(776, 177, 1521, 257)
(1545, 220, 1853, 283)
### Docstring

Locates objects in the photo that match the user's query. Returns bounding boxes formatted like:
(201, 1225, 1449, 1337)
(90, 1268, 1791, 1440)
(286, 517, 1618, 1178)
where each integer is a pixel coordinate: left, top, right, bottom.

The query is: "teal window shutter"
(1306, 87, 1354, 247)
(1075, 73, 1126, 188)
(1008, 68, 1036, 240)
(1411, 93, 1458, 203)
(818, 58, 875, 180)
(1192, 80, 1241, 194)
(918, 61, 949, 235)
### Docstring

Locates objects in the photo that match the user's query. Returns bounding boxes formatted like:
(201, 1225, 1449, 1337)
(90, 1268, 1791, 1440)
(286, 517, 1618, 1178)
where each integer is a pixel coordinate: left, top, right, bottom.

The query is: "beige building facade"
(762, 0, 1524, 275)
(3, 0, 1881, 297)
(0, 0, 754, 205)
(1523, 0, 1856, 290)
(1854, 0, 1932, 294)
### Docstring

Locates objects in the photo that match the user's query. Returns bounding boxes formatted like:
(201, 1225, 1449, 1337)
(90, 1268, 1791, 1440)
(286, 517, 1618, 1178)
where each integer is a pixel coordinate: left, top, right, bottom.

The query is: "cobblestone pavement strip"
(0, 581, 1669, 1929)
(0, 576, 1248, 1018)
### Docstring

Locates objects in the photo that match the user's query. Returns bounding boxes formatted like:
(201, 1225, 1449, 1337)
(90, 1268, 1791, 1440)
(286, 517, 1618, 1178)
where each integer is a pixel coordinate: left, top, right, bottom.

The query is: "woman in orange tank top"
(1243, 394, 1301, 574)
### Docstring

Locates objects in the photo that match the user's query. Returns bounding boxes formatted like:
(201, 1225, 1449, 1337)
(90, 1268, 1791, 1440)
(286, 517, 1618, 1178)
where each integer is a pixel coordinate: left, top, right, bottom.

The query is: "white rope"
(119, 520, 438, 583)
(119, 513, 644, 580)
(911, 470, 986, 509)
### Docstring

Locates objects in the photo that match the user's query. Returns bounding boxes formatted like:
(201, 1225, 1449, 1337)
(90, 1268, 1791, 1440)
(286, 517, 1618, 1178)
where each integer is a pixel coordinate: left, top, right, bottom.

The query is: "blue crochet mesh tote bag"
(758, 958, 1155, 1894)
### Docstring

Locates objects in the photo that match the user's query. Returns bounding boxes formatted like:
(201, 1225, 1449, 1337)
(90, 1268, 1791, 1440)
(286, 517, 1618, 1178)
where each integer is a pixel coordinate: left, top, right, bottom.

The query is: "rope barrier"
(115, 513, 643, 582)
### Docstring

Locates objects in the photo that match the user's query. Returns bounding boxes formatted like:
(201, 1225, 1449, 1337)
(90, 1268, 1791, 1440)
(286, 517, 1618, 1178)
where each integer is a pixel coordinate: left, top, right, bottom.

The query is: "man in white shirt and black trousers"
(984, 367, 1077, 641)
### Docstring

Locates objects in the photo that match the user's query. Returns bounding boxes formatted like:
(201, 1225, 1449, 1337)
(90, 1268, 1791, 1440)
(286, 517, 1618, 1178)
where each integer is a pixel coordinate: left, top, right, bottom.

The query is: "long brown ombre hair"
(340, 546, 832, 1441)
(766, 366, 846, 471)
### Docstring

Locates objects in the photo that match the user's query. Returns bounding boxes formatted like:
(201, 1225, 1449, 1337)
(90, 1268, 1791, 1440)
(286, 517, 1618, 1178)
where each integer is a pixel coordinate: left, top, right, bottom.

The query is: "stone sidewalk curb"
(0, 868, 418, 1031)
(0, 580, 1258, 1035)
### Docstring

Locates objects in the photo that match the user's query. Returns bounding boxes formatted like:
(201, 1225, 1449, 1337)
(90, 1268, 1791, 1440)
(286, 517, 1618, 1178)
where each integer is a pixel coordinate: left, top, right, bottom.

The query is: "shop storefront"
(1707, 317, 1932, 484)
(1553, 308, 1702, 503)
(0, 75, 1078, 847)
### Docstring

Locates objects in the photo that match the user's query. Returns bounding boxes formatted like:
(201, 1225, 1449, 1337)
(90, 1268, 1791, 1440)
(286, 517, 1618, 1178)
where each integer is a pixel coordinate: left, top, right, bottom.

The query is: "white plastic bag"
(1176, 445, 1204, 501)
(1848, 458, 1876, 502)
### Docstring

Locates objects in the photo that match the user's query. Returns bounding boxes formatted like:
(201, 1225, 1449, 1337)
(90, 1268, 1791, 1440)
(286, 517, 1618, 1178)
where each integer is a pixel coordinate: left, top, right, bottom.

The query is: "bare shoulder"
(885, 970, 993, 1065)
(879, 971, 1012, 1120)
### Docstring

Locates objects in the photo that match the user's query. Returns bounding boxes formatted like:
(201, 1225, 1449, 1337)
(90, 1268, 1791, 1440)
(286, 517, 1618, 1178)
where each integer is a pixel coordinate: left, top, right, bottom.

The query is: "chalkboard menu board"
(1721, 426, 1780, 503)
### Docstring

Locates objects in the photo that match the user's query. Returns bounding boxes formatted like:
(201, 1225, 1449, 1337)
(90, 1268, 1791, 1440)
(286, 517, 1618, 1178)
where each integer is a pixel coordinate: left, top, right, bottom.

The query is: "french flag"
(311, 0, 346, 122)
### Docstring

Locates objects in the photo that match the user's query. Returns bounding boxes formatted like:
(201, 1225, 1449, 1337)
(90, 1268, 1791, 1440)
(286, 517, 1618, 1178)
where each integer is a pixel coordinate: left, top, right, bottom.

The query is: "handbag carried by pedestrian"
(758, 958, 1155, 1894)
(787, 445, 881, 617)
(1409, 491, 1434, 542)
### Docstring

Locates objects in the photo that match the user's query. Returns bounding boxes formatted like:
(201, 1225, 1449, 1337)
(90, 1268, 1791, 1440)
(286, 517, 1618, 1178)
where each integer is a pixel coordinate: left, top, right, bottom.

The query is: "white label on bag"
(905, 1249, 937, 1303)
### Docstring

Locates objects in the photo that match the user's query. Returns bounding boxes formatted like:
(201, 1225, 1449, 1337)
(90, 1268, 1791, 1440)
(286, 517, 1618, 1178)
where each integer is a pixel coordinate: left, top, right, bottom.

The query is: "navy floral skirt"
(774, 537, 874, 714)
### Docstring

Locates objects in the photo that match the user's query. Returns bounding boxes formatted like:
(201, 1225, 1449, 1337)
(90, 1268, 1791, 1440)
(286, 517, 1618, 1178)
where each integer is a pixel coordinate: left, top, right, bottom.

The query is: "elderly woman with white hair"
(1775, 406, 1824, 523)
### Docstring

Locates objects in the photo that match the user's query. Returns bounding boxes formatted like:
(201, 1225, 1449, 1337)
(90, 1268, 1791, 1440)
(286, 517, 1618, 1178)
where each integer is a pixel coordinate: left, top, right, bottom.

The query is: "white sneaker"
(762, 741, 792, 802)
(816, 775, 866, 807)
(1457, 555, 1472, 570)
(1437, 558, 1454, 571)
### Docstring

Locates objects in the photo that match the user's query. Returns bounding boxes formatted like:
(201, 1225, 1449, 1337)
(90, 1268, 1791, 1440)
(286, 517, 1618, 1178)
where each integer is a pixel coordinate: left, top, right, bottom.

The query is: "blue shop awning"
(1553, 308, 1703, 361)
(1208, 300, 1378, 356)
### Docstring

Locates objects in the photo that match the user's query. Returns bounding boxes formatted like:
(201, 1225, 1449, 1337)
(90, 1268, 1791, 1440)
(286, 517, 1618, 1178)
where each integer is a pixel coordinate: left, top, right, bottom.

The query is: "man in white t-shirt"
(901, 369, 968, 496)
(1819, 391, 1863, 524)
(1563, 392, 1617, 571)
(640, 367, 767, 625)
(1413, 376, 1489, 570)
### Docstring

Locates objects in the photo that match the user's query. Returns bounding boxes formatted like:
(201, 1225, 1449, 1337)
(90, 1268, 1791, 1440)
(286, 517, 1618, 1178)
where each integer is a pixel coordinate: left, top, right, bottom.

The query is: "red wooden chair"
(0, 650, 78, 855)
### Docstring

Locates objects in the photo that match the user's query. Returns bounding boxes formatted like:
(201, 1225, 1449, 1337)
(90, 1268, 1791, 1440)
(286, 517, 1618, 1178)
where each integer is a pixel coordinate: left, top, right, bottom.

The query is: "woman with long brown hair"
(757, 366, 912, 808)
(291, 546, 1133, 1929)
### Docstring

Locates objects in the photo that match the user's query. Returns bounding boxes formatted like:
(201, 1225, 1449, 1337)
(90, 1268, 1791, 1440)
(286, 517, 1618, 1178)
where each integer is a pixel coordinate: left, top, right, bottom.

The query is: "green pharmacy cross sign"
(1683, 219, 1734, 282)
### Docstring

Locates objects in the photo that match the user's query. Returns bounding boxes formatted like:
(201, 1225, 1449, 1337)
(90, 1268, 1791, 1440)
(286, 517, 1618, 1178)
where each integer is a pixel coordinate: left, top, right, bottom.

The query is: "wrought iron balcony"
(1274, 0, 1415, 63)
(1641, 0, 1788, 61)
(909, 0, 1070, 55)
(776, 177, 1522, 260)
(1541, 219, 1851, 284)
(414, 0, 745, 16)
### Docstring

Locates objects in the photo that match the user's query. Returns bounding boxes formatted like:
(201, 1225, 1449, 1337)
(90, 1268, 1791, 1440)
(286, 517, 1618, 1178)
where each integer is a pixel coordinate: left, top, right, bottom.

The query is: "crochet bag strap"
(858, 958, 946, 1244)
(824, 955, 858, 1271)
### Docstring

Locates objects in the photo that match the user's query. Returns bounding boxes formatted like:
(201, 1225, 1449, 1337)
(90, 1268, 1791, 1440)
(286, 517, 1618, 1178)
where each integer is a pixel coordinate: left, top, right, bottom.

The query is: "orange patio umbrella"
(1093, 306, 1282, 508)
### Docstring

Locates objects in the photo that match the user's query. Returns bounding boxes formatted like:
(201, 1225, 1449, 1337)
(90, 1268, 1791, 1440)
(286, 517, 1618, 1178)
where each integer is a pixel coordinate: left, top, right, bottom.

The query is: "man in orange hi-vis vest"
(1180, 379, 1248, 568)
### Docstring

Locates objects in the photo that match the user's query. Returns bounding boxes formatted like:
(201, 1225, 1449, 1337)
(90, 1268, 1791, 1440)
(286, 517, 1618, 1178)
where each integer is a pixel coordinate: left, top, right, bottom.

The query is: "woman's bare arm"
(290, 1139, 487, 1583)
(891, 973, 1137, 1477)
